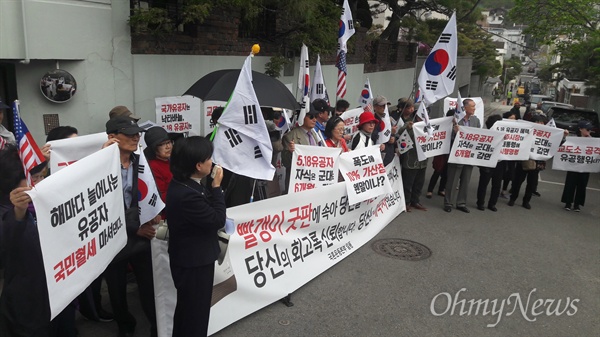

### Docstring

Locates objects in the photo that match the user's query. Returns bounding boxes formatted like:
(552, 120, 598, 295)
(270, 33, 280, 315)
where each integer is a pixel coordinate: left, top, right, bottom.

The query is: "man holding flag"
(443, 98, 481, 213)
(336, 0, 355, 99)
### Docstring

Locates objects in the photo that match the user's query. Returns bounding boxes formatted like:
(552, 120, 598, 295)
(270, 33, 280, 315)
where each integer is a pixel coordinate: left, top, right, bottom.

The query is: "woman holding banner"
(166, 136, 226, 337)
(561, 120, 593, 212)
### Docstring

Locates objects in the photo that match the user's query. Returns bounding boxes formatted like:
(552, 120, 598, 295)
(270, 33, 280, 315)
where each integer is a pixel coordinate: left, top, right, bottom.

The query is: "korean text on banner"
(552, 137, 600, 173)
(517, 120, 565, 160)
(203, 100, 226, 136)
(338, 145, 393, 204)
(288, 145, 342, 193)
(447, 126, 505, 168)
(339, 107, 363, 140)
(492, 120, 534, 161)
(26, 145, 127, 319)
(48, 132, 107, 173)
(151, 157, 405, 336)
(413, 116, 454, 161)
(155, 96, 201, 136)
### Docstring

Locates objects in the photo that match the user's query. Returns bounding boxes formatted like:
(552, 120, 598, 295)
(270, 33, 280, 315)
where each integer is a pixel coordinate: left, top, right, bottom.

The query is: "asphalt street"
(77, 101, 600, 337)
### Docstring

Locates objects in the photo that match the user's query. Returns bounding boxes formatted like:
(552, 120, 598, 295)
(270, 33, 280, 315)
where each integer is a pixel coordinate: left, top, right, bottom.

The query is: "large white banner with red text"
(413, 116, 454, 161)
(155, 96, 201, 136)
(448, 126, 505, 167)
(288, 145, 341, 193)
(27, 145, 127, 319)
(151, 157, 405, 336)
(516, 120, 565, 160)
(552, 137, 600, 173)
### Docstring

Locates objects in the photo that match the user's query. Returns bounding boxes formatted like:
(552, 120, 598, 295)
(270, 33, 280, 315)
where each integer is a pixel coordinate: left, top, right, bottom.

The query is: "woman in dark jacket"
(166, 136, 226, 337)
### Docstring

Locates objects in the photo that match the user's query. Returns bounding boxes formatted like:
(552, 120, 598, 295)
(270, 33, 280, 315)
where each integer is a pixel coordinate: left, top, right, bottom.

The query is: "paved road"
(78, 101, 599, 336)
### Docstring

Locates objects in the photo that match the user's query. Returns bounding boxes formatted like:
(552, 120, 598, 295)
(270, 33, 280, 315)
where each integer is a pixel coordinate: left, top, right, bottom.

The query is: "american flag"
(336, 50, 348, 98)
(12, 100, 46, 185)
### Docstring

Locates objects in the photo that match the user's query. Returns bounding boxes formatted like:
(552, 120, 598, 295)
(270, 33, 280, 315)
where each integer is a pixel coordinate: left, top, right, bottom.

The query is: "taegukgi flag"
(212, 54, 275, 181)
(358, 78, 373, 112)
(137, 149, 166, 224)
(297, 44, 310, 126)
(375, 104, 392, 144)
(310, 55, 329, 103)
(417, 12, 458, 106)
(454, 91, 466, 122)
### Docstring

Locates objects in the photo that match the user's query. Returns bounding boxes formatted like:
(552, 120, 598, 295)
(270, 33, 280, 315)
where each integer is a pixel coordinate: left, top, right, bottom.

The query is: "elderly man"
(444, 98, 481, 213)
(371, 96, 397, 166)
(312, 98, 331, 141)
(103, 116, 158, 337)
(281, 106, 322, 193)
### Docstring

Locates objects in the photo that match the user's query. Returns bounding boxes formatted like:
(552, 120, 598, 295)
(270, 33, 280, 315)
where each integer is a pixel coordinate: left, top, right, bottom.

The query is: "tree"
(509, 0, 600, 94)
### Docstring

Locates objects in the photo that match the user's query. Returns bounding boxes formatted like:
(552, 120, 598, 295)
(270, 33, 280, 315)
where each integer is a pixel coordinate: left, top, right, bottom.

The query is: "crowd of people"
(0, 94, 595, 336)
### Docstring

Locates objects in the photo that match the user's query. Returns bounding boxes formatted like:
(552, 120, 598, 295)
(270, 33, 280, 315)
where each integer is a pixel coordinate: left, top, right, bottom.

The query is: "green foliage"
(128, 8, 174, 35)
(264, 55, 290, 78)
(181, 2, 212, 25)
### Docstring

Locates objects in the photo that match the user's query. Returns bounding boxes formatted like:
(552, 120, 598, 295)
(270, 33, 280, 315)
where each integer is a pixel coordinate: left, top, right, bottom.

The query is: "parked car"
(530, 95, 552, 105)
(540, 101, 574, 115)
(546, 107, 599, 137)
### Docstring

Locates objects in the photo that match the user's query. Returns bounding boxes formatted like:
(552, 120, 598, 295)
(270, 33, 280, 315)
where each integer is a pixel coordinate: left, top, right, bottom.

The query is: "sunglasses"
(306, 114, 316, 120)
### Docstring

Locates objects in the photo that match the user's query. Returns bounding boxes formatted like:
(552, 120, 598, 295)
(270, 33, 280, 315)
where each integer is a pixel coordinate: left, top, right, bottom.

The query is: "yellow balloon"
(252, 44, 260, 55)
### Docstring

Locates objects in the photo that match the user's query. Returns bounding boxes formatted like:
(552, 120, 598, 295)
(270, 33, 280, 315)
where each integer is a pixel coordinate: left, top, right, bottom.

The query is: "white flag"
(137, 150, 166, 224)
(297, 44, 310, 126)
(310, 55, 329, 103)
(212, 55, 275, 180)
(376, 104, 392, 144)
(417, 103, 433, 137)
(455, 91, 466, 122)
(358, 78, 373, 112)
(417, 12, 458, 106)
(338, 0, 355, 53)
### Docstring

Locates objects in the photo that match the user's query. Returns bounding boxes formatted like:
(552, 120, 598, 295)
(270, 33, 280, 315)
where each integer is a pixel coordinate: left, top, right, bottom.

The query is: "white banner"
(288, 145, 342, 193)
(448, 126, 505, 168)
(155, 96, 201, 136)
(152, 157, 405, 336)
(552, 137, 600, 173)
(338, 145, 393, 204)
(516, 120, 565, 160)
(26, 145, 127, 319)
(203, 100, 226, 137)
(492, 120, 534, 161)
(48, 132, 106, 173)
(413, 116, 454, 161)
(339, 107, 362, 140)
(443, 97, 484, 128)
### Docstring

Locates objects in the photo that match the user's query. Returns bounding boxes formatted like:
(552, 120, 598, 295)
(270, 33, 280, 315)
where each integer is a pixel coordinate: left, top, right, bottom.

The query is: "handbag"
(522, 160, 536, 171)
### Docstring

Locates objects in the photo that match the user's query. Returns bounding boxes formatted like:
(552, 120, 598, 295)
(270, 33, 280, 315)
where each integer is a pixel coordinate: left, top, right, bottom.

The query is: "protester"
(324, 116, 349, 152)
(372, 95, 397, 166)
(103, 116, 158, 337)
(503, 102, 521, 120)
(426, 109, 455, 199)
(508, 115, 568, 209)
(0, 145, 51, 336)
(312, 98, 331, 141)
(444, 98, 481, 213)
(351, 111, 377, 150)
(144, 127, 173, 203)
(109, 105, 141, 121)
(41, 125, 79, 165)
(561, 120, 593, 212)
(396, 98, 427, 211)
(282, 107, 323, 192)
(0, 98, 16, 148)
(475, 114, 504, 212)
(334, 99, 350, 117)
(166, 136, 226, 337)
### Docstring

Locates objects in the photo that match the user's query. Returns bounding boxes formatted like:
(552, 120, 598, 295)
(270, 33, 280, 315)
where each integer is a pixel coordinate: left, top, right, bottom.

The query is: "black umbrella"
(183, 69, 300, 111)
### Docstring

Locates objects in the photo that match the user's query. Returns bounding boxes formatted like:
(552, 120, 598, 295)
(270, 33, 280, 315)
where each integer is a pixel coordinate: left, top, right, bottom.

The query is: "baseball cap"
(106, 116, 145, 135)
(373, 95, 388, 106)
(109, 105, 141, 121)
(578, 120, 593, 130)
(311, 99, 331, 113)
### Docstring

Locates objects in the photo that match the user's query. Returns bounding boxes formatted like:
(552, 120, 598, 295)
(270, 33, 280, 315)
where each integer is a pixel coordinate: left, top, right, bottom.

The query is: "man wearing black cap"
(103, 116, 157, 337)
(312, 98, 331, 141)
(0, 98, 16, 147)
